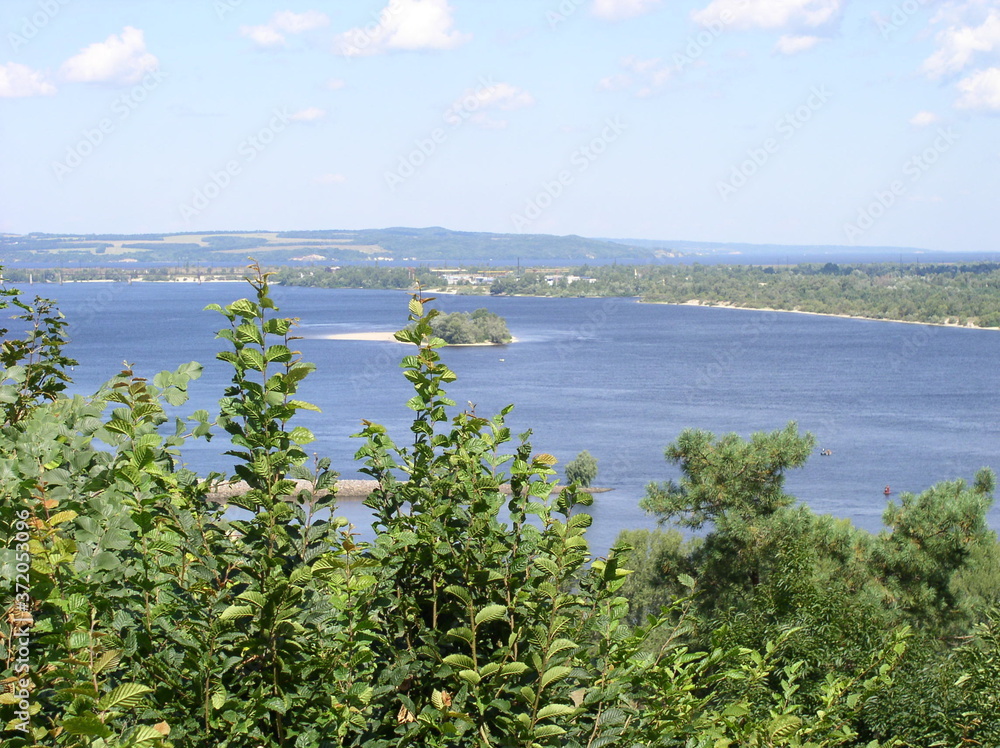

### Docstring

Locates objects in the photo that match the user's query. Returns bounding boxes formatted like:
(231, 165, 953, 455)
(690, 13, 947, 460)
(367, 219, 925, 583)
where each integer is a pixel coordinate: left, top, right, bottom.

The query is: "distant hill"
(2, 227, 990, 268)
(0, 227, 656, 266)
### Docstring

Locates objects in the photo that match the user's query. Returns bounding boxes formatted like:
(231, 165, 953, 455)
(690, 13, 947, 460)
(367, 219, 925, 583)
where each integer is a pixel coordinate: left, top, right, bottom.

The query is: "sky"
(0, 0, 998, 251)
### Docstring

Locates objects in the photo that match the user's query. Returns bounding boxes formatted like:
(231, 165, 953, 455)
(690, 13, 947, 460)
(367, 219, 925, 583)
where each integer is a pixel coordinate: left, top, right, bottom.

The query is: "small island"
(432, 308, 512, 345)
(312, 308, 513, 345)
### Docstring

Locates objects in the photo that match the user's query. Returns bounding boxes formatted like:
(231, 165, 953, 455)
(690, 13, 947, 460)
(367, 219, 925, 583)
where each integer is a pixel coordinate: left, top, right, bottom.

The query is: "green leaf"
(533, 557, 560, 577)
(93, 551, 121, 571)
(501, 662, 529, 676)
(62, 714, 113, 738)
(219, 604, 254, 621)
(98, 683, 152, 712)
(546, 638, 577, 657)
(236, 321, 265, 346)
(540, 666, 572, 689)
(211, 689, 226, 710)
(458, 669, 481, 685)
(447, 626, 474, 644)
(533, 724, 566, 738)
(537, 703, 576, 720)
(236, 591, 266, 608)
(289, 565, 312, 586)
(289, 426, 315, 445)
(127, 724, 169, 745)
(475, 604, 507, 626)
(264, 344, 292, 363)
(48, 510, 78, 526)
(443, 654, 475, 669)
(228, 298, 259, 318)
(769, 714, 802, 739)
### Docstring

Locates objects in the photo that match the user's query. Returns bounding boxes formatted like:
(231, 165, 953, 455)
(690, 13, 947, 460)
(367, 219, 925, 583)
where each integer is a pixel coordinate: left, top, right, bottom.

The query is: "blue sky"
(1, 0, 997, 251)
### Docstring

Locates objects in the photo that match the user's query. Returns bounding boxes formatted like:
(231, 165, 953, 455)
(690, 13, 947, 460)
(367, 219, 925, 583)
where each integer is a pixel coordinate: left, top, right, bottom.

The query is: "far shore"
(649, 299, 999, 331)
(311, 331, 518, 345)
(25, 278, 996, 331)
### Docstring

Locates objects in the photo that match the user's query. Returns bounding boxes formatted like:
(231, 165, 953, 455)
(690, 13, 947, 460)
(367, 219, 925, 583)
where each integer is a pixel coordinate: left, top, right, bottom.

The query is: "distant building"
(441, 273, 495, 286)
(544, 274, 596, 286)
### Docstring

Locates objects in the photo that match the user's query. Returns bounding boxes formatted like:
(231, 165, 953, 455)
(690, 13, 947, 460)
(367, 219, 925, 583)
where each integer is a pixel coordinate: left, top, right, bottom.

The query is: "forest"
(1, 264, 999, 747)
(272, 261, 1000, 328)
(486, 262, 1000, 328)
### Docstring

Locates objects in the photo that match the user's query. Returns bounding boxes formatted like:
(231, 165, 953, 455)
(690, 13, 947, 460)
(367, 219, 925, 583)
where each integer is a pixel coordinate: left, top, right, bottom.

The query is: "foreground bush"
(2, 265, 993, 746)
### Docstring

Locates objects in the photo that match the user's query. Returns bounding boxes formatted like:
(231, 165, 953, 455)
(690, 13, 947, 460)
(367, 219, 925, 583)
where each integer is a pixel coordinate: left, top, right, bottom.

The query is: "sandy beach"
(651, 299, 998, 331)
(210, 478, 609, 502)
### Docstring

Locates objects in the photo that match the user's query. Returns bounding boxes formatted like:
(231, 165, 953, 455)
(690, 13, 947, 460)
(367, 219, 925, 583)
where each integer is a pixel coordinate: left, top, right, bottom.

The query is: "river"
(26, 281, 1000, 555)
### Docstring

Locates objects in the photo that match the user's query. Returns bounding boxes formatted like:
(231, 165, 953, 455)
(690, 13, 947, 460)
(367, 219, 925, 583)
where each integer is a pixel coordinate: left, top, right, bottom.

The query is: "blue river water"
(23, 281, 1000, 555)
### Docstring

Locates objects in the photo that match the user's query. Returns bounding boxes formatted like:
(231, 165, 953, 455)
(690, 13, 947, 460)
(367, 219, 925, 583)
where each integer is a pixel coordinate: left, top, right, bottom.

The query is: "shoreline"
(646, 299, 999, 331)
(18, 278, 996, 331)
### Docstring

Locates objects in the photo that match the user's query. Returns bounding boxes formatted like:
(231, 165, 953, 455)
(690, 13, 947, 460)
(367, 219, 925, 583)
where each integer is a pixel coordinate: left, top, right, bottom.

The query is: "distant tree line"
(488, 261, 1000, 328)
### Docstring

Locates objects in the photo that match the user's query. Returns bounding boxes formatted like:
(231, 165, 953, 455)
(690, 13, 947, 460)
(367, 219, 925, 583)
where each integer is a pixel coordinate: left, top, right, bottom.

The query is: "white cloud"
(333, 0, 470, 56)
(598, 55, 672, 97)
(692, 0, 841, 30)
(272, 10, 329, 33)
(955, 66, 1000, 109)
(473, 81, 535, 110)
(921, 8, 1000, 79)
(325, 77, 347, 90)
(241, 25, 285, 48)
(591, 0, 662, 21)
(597, 73, 632, 92)
(241, 10, 329, 48)
(290, 106, 326, 121)
(909, 110, 939, 126)
(314, 173, 347, 184)
(446, 80, 534, 128)
(0, 62, 56, 97)
(60, 26, 159, 85)
(468, 113, 508, 129)
(774, 34, 821, 54)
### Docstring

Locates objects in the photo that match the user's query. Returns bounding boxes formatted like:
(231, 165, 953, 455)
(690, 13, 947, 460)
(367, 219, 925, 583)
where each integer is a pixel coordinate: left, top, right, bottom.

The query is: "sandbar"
(312, 331, 517, 345)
